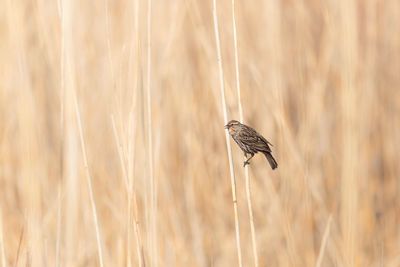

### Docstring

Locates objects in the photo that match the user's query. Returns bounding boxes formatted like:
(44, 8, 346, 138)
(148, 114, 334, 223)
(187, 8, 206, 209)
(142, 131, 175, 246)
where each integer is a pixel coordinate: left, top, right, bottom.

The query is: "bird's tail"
(263, 152, 278, 170)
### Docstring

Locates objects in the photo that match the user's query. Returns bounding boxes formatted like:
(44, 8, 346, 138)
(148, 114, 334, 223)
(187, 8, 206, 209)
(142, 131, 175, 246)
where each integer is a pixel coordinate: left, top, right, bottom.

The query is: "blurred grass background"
(1, 0, 400, 266)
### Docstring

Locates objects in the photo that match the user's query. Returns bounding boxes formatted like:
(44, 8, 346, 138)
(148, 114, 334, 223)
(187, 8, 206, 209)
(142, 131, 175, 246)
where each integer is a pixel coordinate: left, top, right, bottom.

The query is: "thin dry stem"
(55, 186, 62, 267)
(111, 115, 144, 267)
(231, 0, 259, 266)
(111, 115, 132, 266)
(73, 91, 105, 267)
(316, 215, 333, 267)
(0, 210, 7, 267)
(59, 0, 80, 264)
(133, 195, 145, 267)
(105, 0, 115, 85)
(146, 0, 157, 265)
(339, 0, 359, 265)
(111, 115, 130, 192)
(14, 227, 24, 267)
(213, 0, 243, 266)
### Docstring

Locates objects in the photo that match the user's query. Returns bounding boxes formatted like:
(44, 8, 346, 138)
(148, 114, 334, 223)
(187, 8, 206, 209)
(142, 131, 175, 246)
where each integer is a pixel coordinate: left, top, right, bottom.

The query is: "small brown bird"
(225, 120, 278, 169)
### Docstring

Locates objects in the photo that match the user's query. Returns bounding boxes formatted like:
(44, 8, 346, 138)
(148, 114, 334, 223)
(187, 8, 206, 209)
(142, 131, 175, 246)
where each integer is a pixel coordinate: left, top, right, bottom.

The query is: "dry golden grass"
(1, 0, 400, 266)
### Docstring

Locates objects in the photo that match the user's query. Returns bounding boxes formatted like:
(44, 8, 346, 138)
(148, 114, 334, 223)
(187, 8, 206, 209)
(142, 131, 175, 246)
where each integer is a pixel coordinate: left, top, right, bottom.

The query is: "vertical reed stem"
(231, 0, 259, 266)
(146, 0, 157, 265)
(212, 1, 243, 266)
(73, 92, 104, 267)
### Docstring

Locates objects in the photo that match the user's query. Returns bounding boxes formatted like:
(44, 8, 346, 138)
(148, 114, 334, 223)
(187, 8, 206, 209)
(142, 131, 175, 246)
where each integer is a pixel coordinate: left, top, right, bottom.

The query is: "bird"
(224, 120, 278, 170)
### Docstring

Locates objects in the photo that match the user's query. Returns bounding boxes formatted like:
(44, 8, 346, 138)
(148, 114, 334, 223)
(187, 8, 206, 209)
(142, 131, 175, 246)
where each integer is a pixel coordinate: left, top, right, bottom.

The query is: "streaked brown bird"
(225, 120, 278, 170)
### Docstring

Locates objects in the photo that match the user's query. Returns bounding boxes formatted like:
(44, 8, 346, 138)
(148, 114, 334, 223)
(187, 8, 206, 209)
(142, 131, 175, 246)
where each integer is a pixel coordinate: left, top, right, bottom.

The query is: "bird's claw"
(243, 161, 250, 167)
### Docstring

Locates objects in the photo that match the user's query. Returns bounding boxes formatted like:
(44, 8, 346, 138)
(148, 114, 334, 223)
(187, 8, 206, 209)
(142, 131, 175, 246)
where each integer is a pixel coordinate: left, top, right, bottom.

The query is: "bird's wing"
(259, 135, 273, 147)
(238, 127, 272, 153)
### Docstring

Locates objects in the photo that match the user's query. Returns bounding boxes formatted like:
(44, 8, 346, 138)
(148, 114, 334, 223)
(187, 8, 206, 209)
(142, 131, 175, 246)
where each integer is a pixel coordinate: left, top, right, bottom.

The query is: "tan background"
(0, 0, 399, 266)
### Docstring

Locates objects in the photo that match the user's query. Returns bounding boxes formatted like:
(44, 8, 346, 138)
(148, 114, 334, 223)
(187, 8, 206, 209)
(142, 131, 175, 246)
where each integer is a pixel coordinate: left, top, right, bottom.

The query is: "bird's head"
(224, 120, 241, 134)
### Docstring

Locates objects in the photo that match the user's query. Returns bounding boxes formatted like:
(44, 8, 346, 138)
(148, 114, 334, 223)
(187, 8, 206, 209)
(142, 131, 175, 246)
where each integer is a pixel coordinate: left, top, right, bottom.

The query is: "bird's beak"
(224, 124, 229, 129)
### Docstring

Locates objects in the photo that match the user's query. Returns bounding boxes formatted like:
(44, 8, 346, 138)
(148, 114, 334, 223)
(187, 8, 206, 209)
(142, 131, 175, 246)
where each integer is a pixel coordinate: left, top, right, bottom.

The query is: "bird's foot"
(243, 160, 250, 167)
